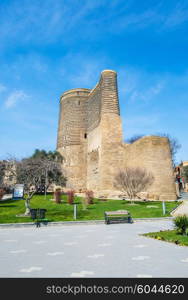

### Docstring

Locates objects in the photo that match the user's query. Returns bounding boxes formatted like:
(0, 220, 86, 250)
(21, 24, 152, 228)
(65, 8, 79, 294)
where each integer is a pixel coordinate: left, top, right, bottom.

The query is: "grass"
(0, 194, 180, 224)
(143, 230, 188, 247)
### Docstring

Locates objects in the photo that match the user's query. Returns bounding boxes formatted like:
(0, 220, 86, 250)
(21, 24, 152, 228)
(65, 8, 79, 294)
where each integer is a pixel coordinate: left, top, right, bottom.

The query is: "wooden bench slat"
(105, 210, 129, 216)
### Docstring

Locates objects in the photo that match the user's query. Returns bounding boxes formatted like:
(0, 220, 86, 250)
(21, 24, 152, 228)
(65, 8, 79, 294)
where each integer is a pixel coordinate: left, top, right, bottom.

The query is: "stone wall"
(87, 83, 101, 132)
(87, 125, 101, 191)
(123, 136, 177, 200)
(87, 70, 123, 195)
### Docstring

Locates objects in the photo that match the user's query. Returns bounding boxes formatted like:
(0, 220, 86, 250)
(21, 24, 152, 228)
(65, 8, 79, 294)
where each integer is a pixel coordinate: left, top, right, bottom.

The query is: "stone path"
(180, 192, 188, 201)
(171, 192, 188, 216)
(0, 220, 188, 278)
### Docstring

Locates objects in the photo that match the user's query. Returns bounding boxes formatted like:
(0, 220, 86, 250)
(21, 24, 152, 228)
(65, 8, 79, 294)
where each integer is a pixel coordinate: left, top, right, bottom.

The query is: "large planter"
(54, 188, 62, 203)
(67, 190, 75, 205)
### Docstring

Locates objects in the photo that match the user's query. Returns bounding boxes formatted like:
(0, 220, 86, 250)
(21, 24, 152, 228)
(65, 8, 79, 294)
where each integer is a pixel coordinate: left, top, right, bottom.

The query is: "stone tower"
(57, 70, 177, 200)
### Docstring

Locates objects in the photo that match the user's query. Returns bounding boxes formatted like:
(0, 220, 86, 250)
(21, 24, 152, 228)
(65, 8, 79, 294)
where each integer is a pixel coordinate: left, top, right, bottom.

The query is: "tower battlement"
(60, 88, 91, 101)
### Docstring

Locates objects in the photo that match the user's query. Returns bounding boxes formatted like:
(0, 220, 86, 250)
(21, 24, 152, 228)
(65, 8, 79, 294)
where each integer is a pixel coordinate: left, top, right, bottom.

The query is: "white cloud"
(163, 2, 188, 28)
(122, 113, 164, 141)
(0, 0, 106, 46)
(112, 2, 188, 33)
(5, 90, 29, 109)
(58, 53, 108, 89)
(68, 61, 102, 88)
(118, 67, 165, 104)
(123, 114, 161, 128)
(0, 0, 187, 51)
(0, 83, 6, 93)
(114, 10, 161, 31)
(129, 81, 164, 103)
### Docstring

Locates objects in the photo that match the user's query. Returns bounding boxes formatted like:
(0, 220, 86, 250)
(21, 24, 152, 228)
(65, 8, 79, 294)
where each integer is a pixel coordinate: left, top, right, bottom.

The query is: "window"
(84, 133, 87, 139)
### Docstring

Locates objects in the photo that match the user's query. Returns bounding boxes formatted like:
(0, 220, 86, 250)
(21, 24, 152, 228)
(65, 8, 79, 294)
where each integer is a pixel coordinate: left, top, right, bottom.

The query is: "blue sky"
(0, 0, 187, 164)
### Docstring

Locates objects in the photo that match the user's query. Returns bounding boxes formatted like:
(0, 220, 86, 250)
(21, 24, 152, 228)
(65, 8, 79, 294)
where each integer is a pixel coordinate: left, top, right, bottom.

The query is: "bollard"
(74, 204, 77, 220)
(162, 201, 166, 215)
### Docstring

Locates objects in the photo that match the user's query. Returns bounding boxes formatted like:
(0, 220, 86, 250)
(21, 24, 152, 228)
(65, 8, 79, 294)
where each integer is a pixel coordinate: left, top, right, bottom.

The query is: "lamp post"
(45, 169, 47, 200)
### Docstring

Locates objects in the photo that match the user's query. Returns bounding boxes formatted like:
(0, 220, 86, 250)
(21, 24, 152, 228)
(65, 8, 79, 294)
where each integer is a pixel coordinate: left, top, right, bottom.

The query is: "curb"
(133, 217, 173, 222)
(0, 220, 104, 228)
(0, 217, 174, 229)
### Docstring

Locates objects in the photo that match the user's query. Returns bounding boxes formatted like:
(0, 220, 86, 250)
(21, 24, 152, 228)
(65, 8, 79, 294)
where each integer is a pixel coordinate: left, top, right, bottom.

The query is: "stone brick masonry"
(57, 70, 177, 200)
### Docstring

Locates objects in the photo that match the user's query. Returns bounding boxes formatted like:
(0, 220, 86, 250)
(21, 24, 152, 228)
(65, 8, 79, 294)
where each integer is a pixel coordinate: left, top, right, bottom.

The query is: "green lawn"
(0, 194, 180, 224)
(143, 230, 188, 247)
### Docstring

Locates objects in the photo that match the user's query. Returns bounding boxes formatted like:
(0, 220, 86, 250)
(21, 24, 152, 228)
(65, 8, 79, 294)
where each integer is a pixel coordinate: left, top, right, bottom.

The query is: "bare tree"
(0, 162, 6, 199)
(0, 161, 5, 187)
(29, 149, 64, 195)
(5, 156, 66, 215)
(0, 159, 16, 190)
(114, 167, 154, 203)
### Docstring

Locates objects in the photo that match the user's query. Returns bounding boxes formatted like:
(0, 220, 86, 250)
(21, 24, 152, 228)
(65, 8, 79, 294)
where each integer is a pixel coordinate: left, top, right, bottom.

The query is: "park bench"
(30, 208, 48, 228)
(104, 210, 133, 225)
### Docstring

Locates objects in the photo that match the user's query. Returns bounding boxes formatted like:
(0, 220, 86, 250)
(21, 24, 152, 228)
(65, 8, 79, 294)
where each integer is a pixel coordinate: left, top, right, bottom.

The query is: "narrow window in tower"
(84, 133, 87, 139)
(78, 101, 80, 105)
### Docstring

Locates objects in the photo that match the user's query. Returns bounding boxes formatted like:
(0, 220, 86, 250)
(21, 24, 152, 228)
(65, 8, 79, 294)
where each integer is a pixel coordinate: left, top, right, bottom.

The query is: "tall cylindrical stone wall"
(57, 88, 90, 191)
(57, 88, 90, 148)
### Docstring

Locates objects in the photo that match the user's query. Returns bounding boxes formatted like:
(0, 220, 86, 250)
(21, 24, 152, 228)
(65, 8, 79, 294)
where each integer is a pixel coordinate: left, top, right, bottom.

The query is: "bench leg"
(36, 221, 40, 228)
(105, 217, 110, 225)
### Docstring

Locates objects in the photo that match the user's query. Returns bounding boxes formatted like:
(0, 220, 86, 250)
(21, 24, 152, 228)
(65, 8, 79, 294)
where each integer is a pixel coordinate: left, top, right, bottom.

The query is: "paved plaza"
(0, 220, 188, 278)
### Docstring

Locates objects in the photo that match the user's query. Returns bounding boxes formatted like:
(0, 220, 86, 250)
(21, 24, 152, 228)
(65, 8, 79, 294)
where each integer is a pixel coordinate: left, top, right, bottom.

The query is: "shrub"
(81, 197, 88, 210)
(67, 190, 75, 205)
(85, 190, 94, 204)
(174, 215, 188, 235)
